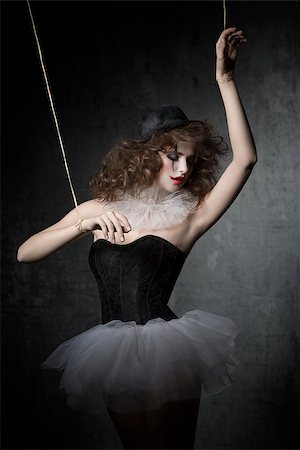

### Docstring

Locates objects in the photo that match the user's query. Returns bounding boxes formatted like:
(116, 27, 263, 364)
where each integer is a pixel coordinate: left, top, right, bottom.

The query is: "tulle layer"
(41, 309, 239, 414)
(102, 185, 199, 230)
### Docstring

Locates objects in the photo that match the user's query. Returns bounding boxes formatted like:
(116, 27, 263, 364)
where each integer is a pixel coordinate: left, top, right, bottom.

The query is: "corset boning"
(89, 235, 186, 325)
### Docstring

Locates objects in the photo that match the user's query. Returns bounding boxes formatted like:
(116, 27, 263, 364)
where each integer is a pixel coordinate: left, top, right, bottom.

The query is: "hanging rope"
(223, 0, 227, 30)
(26, 0, 81, 220)
(26, 0, 227, 221)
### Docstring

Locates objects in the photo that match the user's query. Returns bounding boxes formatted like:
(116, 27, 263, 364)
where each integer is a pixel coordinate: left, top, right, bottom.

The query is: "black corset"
(89, 235, 186, 325)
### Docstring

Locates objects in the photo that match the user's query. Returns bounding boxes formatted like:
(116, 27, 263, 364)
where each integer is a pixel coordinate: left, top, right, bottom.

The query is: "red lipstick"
(170, 176, 184, 185)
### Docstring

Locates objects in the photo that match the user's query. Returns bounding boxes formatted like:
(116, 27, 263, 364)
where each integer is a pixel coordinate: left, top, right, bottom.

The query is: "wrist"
(216, 72, 235, 84)
(75, 218, 87, 233)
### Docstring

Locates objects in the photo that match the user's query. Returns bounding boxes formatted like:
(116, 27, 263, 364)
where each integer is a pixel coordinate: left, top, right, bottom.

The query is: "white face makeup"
(155, 141, 196, 194)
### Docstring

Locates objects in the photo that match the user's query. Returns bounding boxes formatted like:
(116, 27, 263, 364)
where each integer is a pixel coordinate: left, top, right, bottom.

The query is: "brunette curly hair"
(89, 121, 230, 207)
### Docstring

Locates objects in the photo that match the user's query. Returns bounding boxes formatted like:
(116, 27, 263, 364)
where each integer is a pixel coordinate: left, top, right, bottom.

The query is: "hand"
(215, 27, 247, 81)
(82, 210, 131, 243)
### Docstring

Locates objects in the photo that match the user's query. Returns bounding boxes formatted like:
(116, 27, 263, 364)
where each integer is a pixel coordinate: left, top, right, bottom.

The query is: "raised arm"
(17, 199, 132, 263)
(191, 27, 257, 236)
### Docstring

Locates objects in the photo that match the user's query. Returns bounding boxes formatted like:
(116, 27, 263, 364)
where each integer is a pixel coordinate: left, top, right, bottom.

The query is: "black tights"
(107, 395, 201, 449)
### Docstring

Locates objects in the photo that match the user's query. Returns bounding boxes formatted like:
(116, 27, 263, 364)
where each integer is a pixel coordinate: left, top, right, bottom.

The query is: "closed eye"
(167, 153, 179, 161)
(167, 154, 195, 166)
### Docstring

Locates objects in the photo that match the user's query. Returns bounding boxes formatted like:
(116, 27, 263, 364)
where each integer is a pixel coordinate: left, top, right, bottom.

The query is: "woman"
(17, 27, 256, 449)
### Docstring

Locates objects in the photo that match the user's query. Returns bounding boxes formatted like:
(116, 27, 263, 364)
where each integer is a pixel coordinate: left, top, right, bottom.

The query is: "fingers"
(222, 26, 238, 38)
(216, 27, 236, 46)
(95, 217, 110, 240)
(217, 27, 247, 46)
(107, 211, 126, 242)
(101, 214, 116, 242)
(97, 211, 132, 243)
(228, 31, 247, 45)
(114, 211, 132, 233)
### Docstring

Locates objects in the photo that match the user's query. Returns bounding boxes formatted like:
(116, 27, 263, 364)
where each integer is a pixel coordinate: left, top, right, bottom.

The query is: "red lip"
(170, 176, 184, 185)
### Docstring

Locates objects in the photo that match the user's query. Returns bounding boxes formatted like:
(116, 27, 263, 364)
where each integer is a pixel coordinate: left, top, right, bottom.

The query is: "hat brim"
(137, 119, 190, 140)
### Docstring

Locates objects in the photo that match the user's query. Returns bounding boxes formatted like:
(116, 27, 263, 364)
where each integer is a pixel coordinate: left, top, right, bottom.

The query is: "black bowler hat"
(137, 104, 196, 140)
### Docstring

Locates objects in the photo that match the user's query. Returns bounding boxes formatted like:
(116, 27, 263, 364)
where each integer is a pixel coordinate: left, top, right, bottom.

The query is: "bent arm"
(218, 80, 257, 166)
(192, 79, 257, 236)
(17, 199, 104, 263)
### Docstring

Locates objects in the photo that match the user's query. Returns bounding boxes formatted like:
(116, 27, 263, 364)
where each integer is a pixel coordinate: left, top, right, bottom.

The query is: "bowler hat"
(137, 104, 194, 140)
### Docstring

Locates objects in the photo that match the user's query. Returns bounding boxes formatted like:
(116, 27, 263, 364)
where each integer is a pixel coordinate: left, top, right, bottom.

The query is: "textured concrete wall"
(2, 1, 299, 449)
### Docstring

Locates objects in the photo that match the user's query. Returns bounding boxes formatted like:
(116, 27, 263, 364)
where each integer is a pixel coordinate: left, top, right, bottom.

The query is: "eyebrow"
(173, 150, 195, 158)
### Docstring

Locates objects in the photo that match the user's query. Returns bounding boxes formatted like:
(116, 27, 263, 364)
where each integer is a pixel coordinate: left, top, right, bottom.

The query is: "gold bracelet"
(216, 73, 234, 84)
(75, 218, 86, 233)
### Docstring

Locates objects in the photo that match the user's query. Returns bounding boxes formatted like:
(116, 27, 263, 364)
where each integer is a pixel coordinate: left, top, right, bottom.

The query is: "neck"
(150, 181, 172, 199)
(126, 183, 184, 203)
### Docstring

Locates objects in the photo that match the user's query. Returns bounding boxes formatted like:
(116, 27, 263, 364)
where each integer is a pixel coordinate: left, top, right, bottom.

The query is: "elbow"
(250, 151, 258, 165)
(246, 157, 258, 169)
(17, 235, 38, 263)
(17, 245, 32, 263)
(247, 147, 258, 167)
(234, 156, 257, 170)
(17, 247, 25, 263)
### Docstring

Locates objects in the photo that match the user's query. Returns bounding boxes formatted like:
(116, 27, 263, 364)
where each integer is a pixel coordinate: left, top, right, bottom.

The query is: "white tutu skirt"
(41, 309, 240, 414)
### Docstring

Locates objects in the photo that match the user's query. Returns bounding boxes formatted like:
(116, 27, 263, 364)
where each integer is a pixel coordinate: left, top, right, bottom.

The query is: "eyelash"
(167, 154, 179, 161)
(167, 154, 195, 165)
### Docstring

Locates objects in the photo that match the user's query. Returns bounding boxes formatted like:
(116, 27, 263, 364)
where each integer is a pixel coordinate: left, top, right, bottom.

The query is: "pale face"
(155, 141, 196, 194)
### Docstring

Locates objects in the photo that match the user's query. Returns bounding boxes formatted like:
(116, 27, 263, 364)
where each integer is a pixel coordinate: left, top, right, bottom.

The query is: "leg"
(106, 389, 201, 450)
(144, 394, 201, 449)
(107, 406, 147, 449)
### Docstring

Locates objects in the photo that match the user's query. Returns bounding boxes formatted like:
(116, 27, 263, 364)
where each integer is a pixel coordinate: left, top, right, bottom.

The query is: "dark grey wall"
(2, 1, 299, 449)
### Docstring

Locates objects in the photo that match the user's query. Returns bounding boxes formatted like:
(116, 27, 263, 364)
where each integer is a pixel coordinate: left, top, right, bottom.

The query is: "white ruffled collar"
(103, 185, 198, 230)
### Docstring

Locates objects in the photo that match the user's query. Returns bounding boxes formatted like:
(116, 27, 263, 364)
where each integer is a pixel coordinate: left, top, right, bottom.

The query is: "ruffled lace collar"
(103, 185, 199, 230)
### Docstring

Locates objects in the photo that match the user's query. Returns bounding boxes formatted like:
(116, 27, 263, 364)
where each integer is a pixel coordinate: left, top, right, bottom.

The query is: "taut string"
(26, 0, 227, 221)
(223, 0, 227, 30)
(26, 0, 81, 220)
